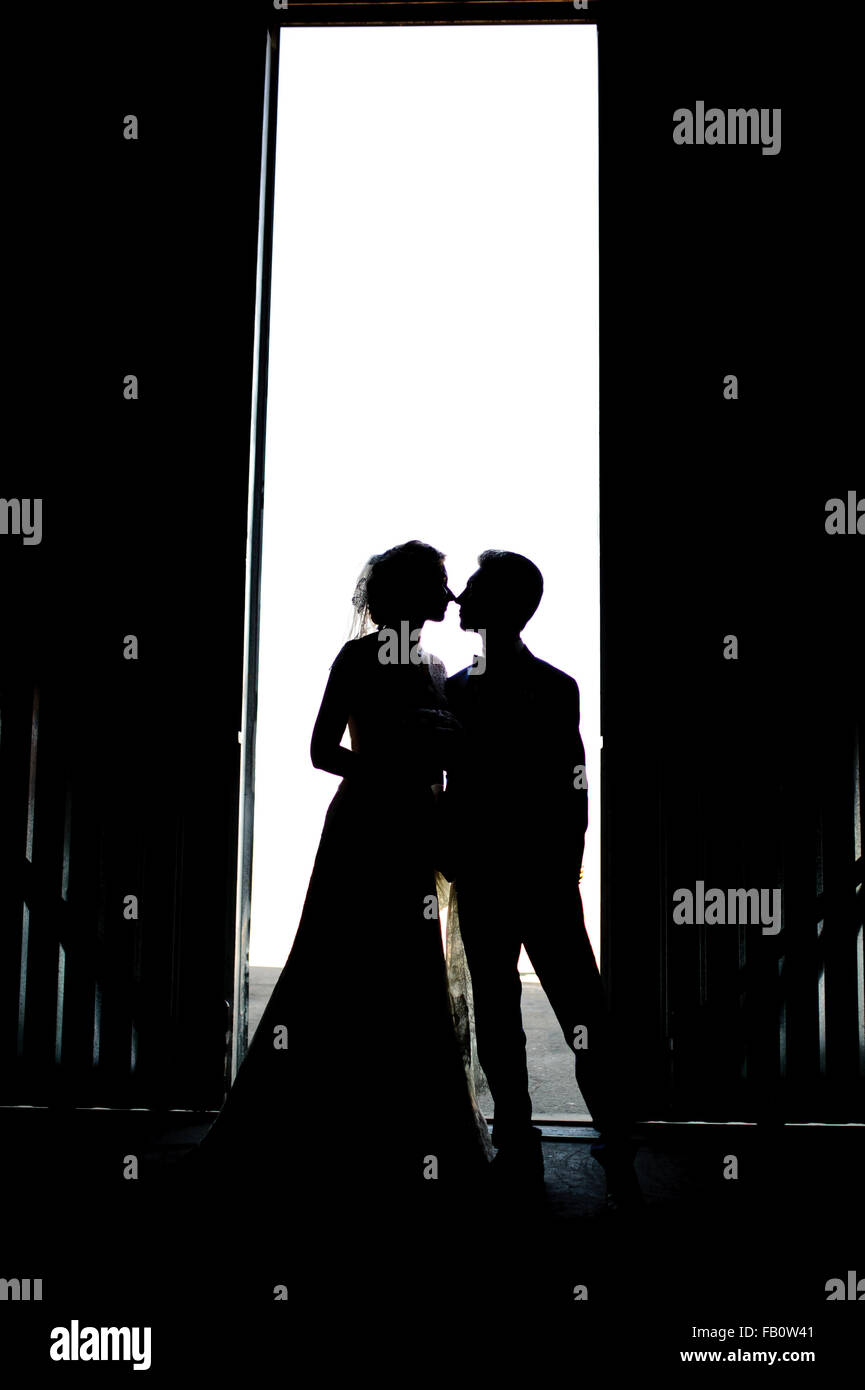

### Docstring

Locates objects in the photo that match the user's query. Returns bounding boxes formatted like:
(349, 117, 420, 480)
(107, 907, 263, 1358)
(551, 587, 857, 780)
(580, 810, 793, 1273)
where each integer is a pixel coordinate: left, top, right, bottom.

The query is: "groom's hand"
(413, 708, 466, 769)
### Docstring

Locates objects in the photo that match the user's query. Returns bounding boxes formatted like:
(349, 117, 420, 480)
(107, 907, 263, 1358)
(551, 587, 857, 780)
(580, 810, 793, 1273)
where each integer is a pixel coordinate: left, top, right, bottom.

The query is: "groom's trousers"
(455, 868, 634, 1147)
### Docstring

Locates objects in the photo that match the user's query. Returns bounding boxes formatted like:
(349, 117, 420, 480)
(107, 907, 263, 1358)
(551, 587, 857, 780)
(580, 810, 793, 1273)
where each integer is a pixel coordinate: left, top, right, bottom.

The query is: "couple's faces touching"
(421, 562, 485, 632)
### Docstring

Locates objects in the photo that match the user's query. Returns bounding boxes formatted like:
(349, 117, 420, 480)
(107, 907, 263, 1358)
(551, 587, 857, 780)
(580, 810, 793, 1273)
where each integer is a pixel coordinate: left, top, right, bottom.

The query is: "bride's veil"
(438, 870, 494, 1155)
(348, 554, 377, 640)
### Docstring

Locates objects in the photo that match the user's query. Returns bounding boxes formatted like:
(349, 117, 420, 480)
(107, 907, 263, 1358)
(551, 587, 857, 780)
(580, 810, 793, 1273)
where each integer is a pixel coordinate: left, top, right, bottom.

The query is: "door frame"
(231, 1, 599, 1081)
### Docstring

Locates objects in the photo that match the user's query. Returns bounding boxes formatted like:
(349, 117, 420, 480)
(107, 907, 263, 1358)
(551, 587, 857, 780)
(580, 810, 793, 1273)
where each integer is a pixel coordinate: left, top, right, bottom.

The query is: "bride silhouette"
(193, 540, 491, 1233)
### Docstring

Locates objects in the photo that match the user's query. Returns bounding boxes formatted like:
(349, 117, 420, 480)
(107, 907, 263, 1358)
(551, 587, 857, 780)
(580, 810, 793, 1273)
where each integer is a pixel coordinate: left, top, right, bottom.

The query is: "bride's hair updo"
(350, 540, 446, 638)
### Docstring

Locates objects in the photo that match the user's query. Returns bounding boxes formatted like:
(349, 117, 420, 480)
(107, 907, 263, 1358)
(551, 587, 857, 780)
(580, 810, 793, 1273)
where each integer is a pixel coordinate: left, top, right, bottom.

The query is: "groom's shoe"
(590, 1138, 644, 1213)
(489, 1125, 545, 1197)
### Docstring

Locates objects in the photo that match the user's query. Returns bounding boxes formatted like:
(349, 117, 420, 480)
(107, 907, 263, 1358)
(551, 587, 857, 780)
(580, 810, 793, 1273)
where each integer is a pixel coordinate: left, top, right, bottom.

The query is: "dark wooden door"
(597, 10, 864, 1122)
(1, 9, 267, 1110)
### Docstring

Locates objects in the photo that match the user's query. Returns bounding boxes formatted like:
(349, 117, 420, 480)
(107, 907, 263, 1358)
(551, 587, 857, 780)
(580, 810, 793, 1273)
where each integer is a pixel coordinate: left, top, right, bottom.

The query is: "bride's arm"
(309, 646, 361, 779)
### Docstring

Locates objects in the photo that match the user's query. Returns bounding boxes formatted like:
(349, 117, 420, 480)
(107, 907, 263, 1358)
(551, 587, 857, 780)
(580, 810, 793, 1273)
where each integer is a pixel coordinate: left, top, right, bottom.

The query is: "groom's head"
(457, 550, 544, 637)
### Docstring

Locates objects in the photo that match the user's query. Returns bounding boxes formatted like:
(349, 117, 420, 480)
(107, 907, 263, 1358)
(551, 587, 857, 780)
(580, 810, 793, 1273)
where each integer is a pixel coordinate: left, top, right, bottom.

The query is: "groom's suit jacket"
(443, 642, 588, 887)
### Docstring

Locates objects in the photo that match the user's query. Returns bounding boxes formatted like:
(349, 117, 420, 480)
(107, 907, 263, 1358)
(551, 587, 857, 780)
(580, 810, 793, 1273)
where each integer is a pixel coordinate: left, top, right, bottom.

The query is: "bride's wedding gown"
(196, 632, 490, 1227)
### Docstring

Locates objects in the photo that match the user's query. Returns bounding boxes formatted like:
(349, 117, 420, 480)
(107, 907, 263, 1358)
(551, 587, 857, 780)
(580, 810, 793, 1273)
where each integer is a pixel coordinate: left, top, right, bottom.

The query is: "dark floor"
(1, 1104, 862, 1376)
(1, 976, 861, 1371)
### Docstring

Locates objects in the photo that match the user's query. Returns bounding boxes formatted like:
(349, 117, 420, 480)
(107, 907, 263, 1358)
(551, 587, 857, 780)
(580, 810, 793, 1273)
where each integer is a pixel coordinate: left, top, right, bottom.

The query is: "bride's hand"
(411, 709, 465, 765)
(412, 708, 461, 733)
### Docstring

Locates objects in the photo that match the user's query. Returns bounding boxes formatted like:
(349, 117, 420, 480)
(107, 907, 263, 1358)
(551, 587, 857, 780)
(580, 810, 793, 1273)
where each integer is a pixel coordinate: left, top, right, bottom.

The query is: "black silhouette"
(194, 541, 490, 1224)
(443, 550, 640, 1205)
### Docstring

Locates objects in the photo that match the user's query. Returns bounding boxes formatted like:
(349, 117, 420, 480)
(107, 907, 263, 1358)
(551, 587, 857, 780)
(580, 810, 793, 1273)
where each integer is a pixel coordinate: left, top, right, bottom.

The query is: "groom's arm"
(567, 676, 589, 860)
(536, 671, 587, 870)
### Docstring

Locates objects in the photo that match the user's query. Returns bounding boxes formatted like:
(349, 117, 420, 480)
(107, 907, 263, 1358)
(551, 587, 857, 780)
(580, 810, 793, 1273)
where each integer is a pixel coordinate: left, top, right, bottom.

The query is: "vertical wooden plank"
(0, 681, 34, 1094)
(55, 780, 72, 1068)
(854, 719, 865, 1091)
(778, 756, 821, 1120)
(821, 712, 861, 1116)
(17, 686, 39, 1062)
(21, 687, 74, 1099)
(58, 769, 103, 1105)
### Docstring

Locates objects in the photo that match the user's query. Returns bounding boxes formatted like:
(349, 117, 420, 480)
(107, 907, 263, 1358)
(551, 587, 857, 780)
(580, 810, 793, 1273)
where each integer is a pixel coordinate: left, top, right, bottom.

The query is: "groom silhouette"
(444, 550, 640, 1207)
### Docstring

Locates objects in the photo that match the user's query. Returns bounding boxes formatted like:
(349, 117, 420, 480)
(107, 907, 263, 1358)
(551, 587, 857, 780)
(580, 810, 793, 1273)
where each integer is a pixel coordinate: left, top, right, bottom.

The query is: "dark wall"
(2, 1, 861, 1118)
(2, 3, 267, 1106)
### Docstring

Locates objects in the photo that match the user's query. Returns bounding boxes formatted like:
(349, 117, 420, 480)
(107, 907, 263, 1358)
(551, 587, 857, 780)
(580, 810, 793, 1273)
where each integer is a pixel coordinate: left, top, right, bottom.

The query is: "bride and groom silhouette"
(194, 540, 640, 1223)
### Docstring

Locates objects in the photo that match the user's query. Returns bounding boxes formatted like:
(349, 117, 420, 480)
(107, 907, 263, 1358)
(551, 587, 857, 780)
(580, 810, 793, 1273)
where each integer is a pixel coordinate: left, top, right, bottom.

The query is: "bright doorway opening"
(249, 22, 600, 1119)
